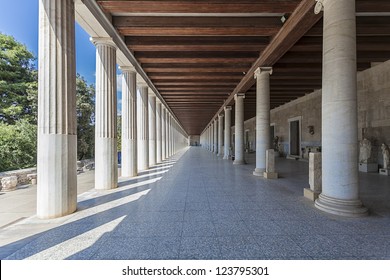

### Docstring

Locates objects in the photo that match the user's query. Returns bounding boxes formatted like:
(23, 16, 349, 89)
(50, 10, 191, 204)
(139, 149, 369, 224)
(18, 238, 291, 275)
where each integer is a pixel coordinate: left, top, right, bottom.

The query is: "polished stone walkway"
(1, 147, 390, 260)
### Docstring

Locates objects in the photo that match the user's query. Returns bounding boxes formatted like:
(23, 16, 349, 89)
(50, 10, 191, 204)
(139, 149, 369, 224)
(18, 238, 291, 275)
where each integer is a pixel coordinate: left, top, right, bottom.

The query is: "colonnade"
(200, 0, 368, 217)
(36, 0, 187, 219)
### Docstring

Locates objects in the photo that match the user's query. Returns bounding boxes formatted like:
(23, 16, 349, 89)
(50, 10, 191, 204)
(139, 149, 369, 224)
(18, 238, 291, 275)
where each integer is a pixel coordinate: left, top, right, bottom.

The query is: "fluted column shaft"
(165, 112, 170, 158)
(214, 119, 218, 154)
(93, 37, 118, 190)
(218, 114, 224, 156)
(148, 94, 156, 166)
(156, 101, 162, 163)
(162, 107, 166, 160)
(120, 67, 137, 177)
(315, 0, 367, 216)
(223, 106, 232, 159)
(253, 67, 273, 176)
(138, 85, 149, 170)
(37, 0, 77, 218)
(233, 94, 245, 165)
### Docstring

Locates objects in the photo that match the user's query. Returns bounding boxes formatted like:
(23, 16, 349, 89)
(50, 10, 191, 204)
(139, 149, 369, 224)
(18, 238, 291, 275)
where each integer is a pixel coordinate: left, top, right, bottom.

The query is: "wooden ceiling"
(97, 0, 390, 135)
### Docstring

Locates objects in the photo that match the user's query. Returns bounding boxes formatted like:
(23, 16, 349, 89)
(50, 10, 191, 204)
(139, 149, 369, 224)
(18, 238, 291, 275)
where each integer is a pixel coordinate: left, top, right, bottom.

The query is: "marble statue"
(381, 143, 390, 169)
(359, 138, 372, 163)
(273, 136, 279, 151)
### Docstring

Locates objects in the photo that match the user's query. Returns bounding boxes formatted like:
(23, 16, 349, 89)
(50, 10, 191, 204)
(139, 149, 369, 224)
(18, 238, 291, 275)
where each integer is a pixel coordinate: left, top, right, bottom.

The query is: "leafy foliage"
(76, 74, 95, 160)
(0, 120, 37, 171)
(0, 33, 37, 124)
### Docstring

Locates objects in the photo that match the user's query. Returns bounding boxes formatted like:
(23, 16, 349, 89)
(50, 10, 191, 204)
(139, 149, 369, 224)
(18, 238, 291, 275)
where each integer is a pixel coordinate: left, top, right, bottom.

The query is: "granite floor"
(1, 146, 390, 260)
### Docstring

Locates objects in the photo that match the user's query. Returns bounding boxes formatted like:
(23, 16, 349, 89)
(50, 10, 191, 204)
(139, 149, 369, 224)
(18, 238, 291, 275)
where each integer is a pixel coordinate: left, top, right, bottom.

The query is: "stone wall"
(357, 60, 390, 166)
(189, 135, 200, 146)
(270, 90, 322, 158)
(232, 60, 390, 163)
(0, 167, 37, 188)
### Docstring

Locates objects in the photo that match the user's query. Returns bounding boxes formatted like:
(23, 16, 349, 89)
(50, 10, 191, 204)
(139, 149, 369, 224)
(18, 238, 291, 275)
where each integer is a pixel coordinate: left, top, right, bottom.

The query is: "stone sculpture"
(381, 143, 390, 169)
(359, 138, 372, 163)
(273, 136, 279, 151)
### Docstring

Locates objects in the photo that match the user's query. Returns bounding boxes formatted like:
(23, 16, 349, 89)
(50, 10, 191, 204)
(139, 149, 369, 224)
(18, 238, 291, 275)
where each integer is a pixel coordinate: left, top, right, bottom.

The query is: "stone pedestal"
(359, 163, 378, 173)
(92, 37, 118, 190)
(304, 152, 322, 201)
(379, 168, 390, 176)
(253, 67, 273, 176)
(37, 0, 77, 218)
(233, 93, 245, 165)
(263, 149, 278, 179)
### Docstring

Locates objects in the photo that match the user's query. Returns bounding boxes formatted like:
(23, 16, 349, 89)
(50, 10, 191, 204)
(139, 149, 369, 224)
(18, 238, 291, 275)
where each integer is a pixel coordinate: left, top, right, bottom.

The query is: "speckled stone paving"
(1, 147, 389, 260)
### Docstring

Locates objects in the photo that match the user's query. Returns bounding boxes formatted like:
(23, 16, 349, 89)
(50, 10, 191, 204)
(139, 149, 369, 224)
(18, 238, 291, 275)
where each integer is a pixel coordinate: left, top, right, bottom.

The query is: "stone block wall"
(357, 60, 390, 167)
(232, 60, 390, 162)
(0, 167, 37, 188)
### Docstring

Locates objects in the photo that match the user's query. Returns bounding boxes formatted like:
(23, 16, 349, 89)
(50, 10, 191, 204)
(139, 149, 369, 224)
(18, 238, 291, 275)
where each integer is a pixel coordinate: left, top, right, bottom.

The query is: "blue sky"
(0, 0, 97, 85)
(0, 0, 124, 113)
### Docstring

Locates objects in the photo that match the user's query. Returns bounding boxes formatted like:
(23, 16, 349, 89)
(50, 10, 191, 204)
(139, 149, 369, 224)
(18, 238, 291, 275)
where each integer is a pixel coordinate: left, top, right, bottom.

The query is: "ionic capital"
(90, 37, 117, 49)
(119, 65, 136, 73)
(234, 93, 245, 101)
(254, 67, 273, 79)
(314, 0, 324, 15)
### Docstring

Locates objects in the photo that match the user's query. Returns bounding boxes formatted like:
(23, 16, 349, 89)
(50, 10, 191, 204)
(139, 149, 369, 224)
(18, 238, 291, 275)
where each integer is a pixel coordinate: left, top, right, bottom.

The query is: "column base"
(253, 168, 265, 176)
(223, 155, 229, 160)
(264, 172, 278, 179)
(233, 159, 245, 165)
(303, 188, 320, 201)
(315, 193, 368, 217)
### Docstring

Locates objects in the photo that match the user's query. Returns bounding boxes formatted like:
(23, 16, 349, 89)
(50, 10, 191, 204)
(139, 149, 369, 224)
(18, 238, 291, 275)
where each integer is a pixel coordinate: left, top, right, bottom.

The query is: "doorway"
(288, 117, 301, 157)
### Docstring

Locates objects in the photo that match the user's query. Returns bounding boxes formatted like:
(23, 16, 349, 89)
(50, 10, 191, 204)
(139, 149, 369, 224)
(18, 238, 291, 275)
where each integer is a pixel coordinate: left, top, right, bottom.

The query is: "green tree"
(0, 120, 37, 171)
(0, 33, 37, 124)
(76, 74, 95, 160)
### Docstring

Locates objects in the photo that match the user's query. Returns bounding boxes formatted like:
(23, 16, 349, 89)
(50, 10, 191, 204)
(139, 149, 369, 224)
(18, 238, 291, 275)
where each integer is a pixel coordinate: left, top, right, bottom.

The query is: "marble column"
(223, 106, 232, 159)
(161, 106, 166, 160)
(168, 115, 172, 157)
(148, 93, 156, 166)
(37, 0, 77, 218)
(138, 84, 149, 170)
(218, 114, 224, 157)
(233, 93, 245, 165)
(156, 100, 162, 163)
(214, 120, 218, 154)
(92, 37, 118, 190)
(120, 66, 137, 177)
(166, 112, 170, 157)
(315, 0, 368, 217)
(253, 67, 273, 176)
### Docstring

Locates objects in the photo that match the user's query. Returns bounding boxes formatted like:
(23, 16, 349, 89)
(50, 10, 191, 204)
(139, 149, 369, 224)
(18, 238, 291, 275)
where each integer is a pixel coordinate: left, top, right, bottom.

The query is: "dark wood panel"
(98, 1, 300, 13)
(118, 27, 278, 36)
(114, 16, 282, 27)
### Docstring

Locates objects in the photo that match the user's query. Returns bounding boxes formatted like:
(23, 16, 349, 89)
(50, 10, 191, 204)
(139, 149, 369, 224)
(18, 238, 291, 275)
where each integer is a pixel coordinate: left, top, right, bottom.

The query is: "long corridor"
(1, 147, 390, 260)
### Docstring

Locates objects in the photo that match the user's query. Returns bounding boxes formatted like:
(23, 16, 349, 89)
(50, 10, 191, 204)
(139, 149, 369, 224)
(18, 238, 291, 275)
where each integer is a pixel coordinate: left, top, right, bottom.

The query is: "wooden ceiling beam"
(98, 1, 300, 14)
(114, 16, 282, 27)
(118, 27, 278, 36)
(138, 57, 255, 63)
(225, 0, 322, 103)
(145, 67, 249, 73)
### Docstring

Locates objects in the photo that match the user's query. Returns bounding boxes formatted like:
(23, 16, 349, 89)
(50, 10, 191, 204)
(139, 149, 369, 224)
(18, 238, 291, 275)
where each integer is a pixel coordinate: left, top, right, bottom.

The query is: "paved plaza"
(1, 147, 390, 260)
